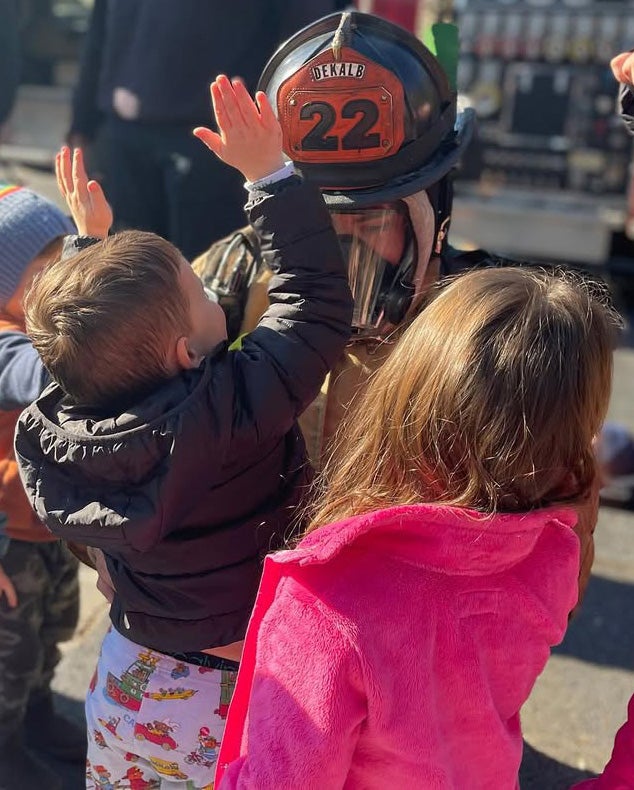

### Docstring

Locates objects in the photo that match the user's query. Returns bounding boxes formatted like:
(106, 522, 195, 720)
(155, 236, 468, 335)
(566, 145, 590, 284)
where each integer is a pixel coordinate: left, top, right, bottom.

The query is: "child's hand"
(611, 51, 634, 87)
(194, 75, 285, 183)
(0, 563, 17, 608)
(55, 146, 113, 239)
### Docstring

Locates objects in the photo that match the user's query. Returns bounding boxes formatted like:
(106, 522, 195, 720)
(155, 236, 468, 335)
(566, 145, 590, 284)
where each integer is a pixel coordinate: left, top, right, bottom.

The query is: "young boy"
(15, 76, 353, 788)
(0, 184, 86, 789)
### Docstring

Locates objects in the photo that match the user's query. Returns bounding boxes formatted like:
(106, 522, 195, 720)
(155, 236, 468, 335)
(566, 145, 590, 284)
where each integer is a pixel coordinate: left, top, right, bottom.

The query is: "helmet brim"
(318, 108, 476, 209)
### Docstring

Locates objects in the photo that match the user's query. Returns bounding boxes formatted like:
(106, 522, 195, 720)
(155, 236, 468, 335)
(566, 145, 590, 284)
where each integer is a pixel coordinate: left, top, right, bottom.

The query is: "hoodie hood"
(17, 363, 212, 487)
(14, 361, 219, 553)
(278, 503, 579, 576)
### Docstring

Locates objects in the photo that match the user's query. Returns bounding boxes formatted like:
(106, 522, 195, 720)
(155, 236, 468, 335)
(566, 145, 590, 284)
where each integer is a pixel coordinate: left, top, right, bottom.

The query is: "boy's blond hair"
(25, 230, 190, 407)
(308, 266, 620, 530)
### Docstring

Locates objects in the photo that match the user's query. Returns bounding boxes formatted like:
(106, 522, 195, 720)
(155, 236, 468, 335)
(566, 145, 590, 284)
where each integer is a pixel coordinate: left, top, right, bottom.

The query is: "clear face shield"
(330, 202, 417, 334)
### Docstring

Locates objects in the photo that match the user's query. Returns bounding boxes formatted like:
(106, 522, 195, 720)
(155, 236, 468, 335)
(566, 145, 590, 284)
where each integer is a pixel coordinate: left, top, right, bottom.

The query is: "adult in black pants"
(68, 0, 347, 260)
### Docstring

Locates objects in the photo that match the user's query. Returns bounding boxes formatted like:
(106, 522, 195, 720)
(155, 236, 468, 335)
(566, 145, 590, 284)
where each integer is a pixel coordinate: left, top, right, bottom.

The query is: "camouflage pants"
(0, 540, 79, 739)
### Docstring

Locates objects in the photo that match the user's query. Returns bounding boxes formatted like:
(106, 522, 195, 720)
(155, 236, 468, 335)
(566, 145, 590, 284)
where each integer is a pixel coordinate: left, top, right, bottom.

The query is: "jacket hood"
(278, 503, 578, 576)
(17, 361, 213, 488)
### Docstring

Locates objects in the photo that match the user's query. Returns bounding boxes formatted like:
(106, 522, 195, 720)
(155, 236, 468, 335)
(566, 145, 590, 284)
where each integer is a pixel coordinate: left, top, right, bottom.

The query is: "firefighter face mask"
(331, 203, 416, 332)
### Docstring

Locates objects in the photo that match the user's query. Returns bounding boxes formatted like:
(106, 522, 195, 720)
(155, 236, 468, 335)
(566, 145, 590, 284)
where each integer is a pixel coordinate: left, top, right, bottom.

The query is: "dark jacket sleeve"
(620, 83, 634, 136)
(0, 332, 50, 409)
(0, 0, 20, 125)
(61, 234, 101, 258)
(227, 175, 353, 447)
(69, 0, 108, 138)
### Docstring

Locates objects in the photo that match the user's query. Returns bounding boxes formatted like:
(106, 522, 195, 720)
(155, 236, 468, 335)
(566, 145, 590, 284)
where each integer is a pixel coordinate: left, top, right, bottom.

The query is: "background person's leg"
(105, 118, 169, 239)
(162, 126, 246, 261)
(0, 541, 63, 788)
(25, 542, 85, 762)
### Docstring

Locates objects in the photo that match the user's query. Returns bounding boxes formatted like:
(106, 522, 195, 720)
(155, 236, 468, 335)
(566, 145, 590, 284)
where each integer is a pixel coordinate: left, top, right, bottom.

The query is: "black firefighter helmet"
(257, 10, 475, 208)
(258, 12, 476, 333)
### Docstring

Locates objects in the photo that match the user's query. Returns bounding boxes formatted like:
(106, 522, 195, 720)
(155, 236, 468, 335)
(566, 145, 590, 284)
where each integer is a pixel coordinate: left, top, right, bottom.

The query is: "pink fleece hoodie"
(572, 694, 634, 789)
(216, 503, 580, 789)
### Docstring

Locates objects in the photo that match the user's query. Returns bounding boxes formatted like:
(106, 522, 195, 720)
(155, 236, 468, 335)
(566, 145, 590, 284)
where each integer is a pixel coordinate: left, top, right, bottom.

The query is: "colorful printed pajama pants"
(86, 627, 238, 789)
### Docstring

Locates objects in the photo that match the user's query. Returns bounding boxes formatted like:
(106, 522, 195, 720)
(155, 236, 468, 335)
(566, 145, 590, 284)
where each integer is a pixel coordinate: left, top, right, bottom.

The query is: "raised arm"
(55, 146, 113, 238)
(195, 76, 353, 446)
(229, 177, 352, 442)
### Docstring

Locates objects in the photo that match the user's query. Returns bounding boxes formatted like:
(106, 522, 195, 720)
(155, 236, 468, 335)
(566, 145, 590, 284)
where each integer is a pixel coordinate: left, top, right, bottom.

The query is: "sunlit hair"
(308, 266, 620, 530)
(25, 230, 190, 407)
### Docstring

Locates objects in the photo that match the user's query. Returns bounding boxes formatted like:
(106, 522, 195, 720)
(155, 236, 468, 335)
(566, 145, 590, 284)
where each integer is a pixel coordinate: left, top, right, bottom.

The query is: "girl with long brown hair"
(216, 266, 620, 789)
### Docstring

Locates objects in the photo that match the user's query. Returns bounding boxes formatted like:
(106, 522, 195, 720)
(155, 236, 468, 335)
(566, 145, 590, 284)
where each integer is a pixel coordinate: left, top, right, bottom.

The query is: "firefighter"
(192, 11, 599, 609)
(193, 10, 476, 465)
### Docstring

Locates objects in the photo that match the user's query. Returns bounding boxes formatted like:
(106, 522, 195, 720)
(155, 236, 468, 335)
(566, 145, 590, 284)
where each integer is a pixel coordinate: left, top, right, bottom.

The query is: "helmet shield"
(331, 202, 416, 333)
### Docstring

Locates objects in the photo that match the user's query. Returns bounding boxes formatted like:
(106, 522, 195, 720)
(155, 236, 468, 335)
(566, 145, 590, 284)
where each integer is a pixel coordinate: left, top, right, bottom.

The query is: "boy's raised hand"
(55, 147, 113, 239)
(194, 75, 285, 183)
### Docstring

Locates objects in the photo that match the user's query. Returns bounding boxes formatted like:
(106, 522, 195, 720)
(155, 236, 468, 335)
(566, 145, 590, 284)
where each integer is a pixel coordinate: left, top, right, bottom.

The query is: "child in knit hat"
(0, 183, 91, 789)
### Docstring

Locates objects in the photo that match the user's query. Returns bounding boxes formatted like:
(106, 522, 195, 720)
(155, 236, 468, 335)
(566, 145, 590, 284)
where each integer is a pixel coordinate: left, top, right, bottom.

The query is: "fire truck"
(362, 0, 634, 276)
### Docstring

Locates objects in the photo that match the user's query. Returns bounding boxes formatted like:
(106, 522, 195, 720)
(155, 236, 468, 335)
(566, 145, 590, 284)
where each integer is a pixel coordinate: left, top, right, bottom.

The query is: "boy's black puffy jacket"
(15, 177, 353, 654)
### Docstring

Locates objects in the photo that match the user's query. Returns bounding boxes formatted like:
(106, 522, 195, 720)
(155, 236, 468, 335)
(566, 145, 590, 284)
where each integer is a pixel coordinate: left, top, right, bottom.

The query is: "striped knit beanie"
(0, 184, 75, 306)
